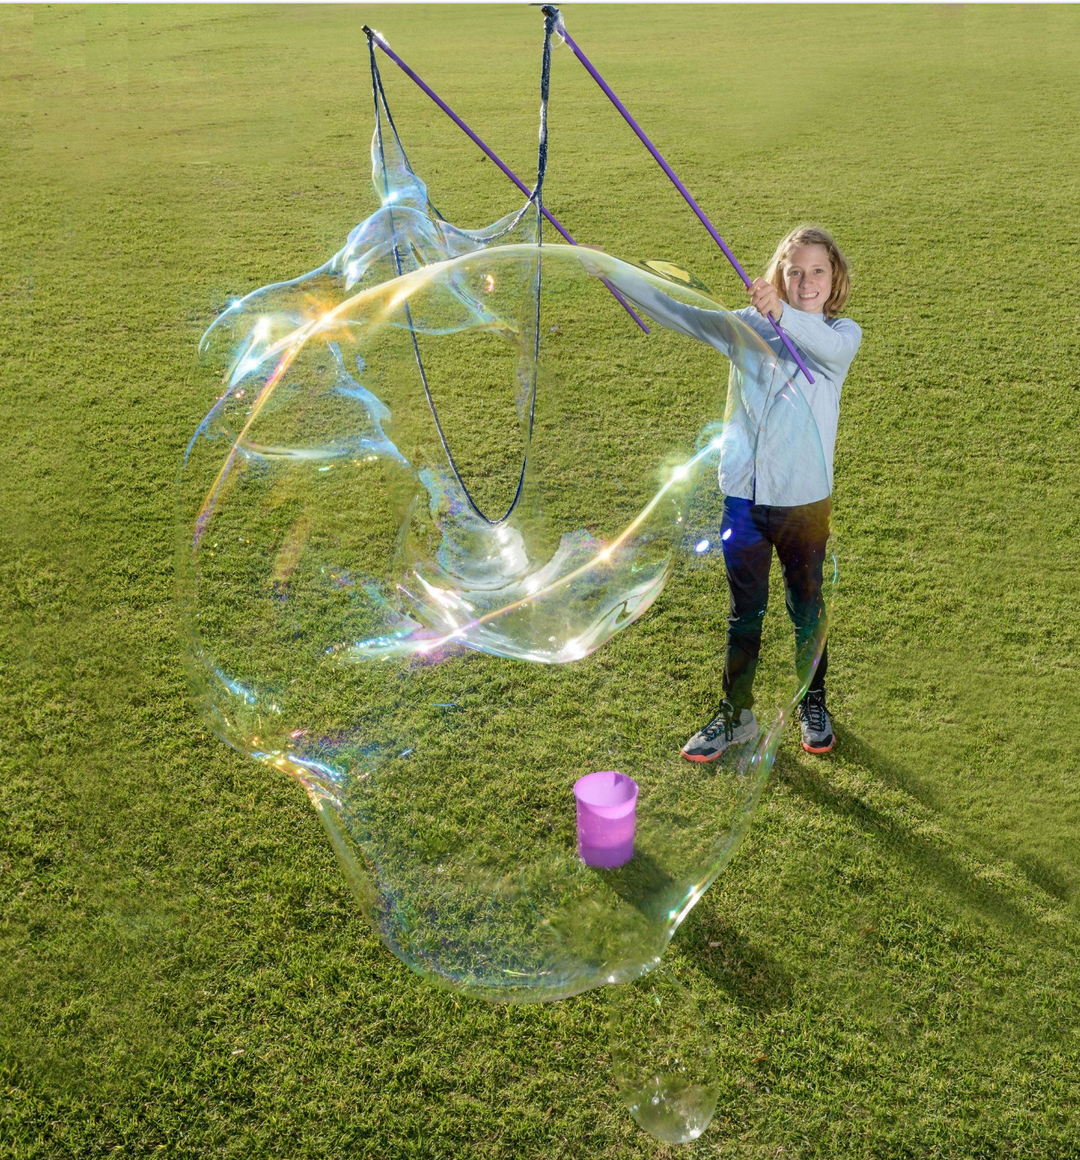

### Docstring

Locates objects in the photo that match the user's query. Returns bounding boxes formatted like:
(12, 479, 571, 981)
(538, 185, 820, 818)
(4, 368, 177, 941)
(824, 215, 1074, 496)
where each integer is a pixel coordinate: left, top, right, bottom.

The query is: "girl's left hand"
(747, 277, 783, 320)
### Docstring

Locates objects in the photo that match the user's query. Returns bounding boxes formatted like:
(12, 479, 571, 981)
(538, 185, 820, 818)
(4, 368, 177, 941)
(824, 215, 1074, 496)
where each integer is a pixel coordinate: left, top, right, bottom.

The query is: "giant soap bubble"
(178, 49, 831, 1004)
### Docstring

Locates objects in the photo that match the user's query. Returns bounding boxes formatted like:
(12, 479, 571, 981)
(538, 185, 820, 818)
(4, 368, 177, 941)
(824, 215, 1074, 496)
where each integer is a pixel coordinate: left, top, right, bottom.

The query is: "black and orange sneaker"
(798, 689, 834, 753)
(681, 700, 758, 763)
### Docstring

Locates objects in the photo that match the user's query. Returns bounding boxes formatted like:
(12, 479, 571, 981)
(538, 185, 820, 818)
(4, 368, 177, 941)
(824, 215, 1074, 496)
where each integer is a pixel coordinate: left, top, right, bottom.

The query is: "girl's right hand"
(748, 277, 783, 320)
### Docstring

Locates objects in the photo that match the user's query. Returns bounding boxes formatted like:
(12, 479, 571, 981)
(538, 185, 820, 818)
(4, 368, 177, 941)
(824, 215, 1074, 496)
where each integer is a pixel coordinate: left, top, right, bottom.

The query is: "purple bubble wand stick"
(542, 7, 816, 385)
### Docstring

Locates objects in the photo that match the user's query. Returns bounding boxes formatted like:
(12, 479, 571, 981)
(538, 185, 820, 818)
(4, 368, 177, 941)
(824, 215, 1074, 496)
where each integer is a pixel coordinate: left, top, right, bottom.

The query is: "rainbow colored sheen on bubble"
(178, 76, 831, 1003)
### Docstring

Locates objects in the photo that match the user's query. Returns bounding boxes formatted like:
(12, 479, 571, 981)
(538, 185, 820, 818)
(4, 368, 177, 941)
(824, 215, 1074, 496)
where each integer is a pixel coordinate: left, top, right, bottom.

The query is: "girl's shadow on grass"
(774, 729, 1073, 939)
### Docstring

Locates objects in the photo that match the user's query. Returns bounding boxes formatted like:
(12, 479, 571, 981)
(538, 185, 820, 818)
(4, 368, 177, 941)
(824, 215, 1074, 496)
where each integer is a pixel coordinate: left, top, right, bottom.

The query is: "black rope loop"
(357, 17, 559, 525)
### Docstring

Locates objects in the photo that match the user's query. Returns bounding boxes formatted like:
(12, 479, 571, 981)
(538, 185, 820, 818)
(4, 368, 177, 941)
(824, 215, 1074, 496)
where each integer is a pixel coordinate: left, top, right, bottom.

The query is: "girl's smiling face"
(782, 243, 833, 314)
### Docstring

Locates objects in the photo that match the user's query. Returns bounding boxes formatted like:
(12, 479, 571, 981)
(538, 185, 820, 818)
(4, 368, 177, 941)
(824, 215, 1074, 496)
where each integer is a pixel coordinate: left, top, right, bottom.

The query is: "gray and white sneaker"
(797, 689, 835, 753)
(681, 700, 758, 763)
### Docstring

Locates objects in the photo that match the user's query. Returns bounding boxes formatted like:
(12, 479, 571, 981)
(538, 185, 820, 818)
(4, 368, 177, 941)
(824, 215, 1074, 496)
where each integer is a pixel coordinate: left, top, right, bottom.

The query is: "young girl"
(593, 225, 861, 759)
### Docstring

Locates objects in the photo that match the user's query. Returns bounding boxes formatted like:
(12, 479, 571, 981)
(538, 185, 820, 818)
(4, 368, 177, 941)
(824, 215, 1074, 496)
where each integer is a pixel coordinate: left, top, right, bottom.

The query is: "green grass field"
(4, 4, 1080, 1156)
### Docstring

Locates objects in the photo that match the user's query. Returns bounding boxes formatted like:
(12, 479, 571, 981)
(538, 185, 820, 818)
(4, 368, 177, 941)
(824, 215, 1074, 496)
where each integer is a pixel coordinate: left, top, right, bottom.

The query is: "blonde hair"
(764, 224, 851, 319)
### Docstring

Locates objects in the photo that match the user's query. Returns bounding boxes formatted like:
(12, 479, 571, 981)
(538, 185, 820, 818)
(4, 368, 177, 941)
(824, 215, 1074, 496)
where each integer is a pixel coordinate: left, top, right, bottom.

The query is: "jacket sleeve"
(600, 267, 747, 360)
(773, 308, 862, 378)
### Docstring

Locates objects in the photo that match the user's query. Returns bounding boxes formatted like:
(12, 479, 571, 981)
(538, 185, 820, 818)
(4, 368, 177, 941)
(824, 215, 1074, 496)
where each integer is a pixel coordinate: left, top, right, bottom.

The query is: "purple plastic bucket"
(574, 770, 639, 869)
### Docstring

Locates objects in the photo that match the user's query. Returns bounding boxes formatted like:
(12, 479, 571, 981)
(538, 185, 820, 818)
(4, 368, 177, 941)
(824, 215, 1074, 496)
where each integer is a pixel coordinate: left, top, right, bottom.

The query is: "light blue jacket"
(607, 272, 862, 506)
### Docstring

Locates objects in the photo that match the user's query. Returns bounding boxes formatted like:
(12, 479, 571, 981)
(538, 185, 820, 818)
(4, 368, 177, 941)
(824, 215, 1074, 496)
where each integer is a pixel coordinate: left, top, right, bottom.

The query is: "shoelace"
(801, 694, 827, 732)
(701, 706, 735, 743)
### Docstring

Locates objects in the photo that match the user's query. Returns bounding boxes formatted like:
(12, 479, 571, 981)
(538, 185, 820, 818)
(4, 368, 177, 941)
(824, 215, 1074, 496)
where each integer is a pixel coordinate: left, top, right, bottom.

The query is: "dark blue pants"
(720, 495, 831, 711)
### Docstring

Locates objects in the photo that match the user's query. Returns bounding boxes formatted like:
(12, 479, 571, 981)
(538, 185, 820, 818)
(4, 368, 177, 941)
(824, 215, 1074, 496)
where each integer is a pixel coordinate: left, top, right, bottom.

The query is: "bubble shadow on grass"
(677, 916, 794, 1016)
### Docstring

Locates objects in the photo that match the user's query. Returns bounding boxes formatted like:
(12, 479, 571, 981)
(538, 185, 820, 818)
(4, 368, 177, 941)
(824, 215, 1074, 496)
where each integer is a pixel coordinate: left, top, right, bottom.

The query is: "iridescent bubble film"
(609, 966, 719, 1144)
(178, 63, 831, 1004)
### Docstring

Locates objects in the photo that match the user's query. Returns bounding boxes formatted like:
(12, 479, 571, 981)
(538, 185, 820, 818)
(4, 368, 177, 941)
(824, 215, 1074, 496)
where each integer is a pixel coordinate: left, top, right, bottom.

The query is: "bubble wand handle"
(363, 26, 650, 334)
(544, 8, 816, 385)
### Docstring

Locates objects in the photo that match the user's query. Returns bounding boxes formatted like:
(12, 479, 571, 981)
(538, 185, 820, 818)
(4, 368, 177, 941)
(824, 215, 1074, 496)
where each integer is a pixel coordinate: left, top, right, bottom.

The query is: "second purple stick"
(544, 7, 816, 385)
(363, 26, 649, 335)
